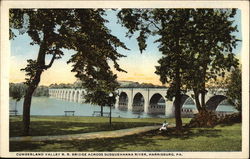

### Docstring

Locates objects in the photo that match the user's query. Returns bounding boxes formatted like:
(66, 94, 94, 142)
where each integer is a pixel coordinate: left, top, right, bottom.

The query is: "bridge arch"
(56, 90, 58, 98)
(180, 95, 196, 117)
(63, 90, 66, 99)
(75, 90, 80, 102)
(182, 96, 195, 106)
(61, 90, 64, 99)
(118, 92, 128, 110)
(67, 91, 71, 101)
(179, 94, 190, 107)
(72, 91, 75, 102)
(81, 90, 85, 102)
(149, 93, 165, 114)
(60, 90, 63, 99)
(64, 91, 68, 100)
(132, 92, 144, 112)
(206, 95, 227, 110)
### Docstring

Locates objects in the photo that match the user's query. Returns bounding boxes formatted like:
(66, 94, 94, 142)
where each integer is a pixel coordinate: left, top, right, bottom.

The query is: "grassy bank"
(10, 116, 191, 137)
(10, 120, 241, 151)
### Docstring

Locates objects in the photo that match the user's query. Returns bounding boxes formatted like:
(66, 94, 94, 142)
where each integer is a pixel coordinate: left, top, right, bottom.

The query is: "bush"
(186, 110, 219, 128)
(186, 110, 241, 128)
(217, 113, 241, 124)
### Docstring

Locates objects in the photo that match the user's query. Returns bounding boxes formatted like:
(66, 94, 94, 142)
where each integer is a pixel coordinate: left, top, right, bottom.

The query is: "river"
(9, 97, 238, 118)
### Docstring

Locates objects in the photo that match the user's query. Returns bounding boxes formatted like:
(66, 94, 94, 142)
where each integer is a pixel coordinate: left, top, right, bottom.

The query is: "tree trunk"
(201, 60, 208, 108)
(194, 90, 202, 112)
(15, 101, 17, 111)
(174, 93, 182, 131)
(174, 32, 182, 131)
(101, 105, 103, 116)
(23, 67, 45, 135)
(23, 88, 34, 135)
(109, 105, 112, 126)
(201, 91, 206, 108)
(174, 68, 182, 131)
(200, 79, 206, 108)
(22, 36, 47, 135)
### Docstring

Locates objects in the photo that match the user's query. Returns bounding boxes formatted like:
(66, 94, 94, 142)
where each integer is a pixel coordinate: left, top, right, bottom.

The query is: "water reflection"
(9, 97, 166, 118)
(9, 97, 237, 118)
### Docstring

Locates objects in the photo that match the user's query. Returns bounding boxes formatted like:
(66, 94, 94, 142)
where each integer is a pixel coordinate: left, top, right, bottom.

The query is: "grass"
(9, 116, 241, 152)
(10, 116, 191, 137)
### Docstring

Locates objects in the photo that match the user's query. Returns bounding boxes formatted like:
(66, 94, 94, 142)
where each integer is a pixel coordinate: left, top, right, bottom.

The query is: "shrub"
(186, 110, 241, 128)
(217, 113, 241, 124)
(186, 110, 219, 128)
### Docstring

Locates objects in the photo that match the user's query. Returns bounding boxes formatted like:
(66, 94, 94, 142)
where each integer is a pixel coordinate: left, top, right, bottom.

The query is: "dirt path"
(10, 125, 166, 142)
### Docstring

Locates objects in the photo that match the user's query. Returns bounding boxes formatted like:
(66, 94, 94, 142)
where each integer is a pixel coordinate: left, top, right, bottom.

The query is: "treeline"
(49, 80, 167, 89)
(9, 83, 49, 97)
(49, 80, 82, 88)
(120, 82, 167, 88)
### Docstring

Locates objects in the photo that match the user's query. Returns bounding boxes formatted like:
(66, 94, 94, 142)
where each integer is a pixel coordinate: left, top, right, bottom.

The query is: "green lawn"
(10, 116, 190, 137)
(9, 116, 241, 152)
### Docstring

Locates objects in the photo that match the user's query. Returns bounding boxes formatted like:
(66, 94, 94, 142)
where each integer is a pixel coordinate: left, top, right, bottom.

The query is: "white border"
(1, 1, 249, 158)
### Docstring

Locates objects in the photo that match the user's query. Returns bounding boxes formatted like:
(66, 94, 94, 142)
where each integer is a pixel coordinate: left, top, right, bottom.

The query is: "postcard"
(1, 0, 249, 158)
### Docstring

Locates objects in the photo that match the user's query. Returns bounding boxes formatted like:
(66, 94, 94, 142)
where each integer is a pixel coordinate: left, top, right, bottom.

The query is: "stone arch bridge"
(49, 88, 85, 103)
(49, 88, 228, 117)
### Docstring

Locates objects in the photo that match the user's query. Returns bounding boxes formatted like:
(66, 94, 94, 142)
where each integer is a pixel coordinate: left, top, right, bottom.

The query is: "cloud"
(133, 73, 145, 77)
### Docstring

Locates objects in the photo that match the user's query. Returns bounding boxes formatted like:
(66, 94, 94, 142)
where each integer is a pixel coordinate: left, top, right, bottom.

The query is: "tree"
(226, 66, 241, 112)
(72, 67, 119, 116)
(154, 9, 195, 131)
(33, 86, 49, 97)
(181, 9, 240, 111)
(118, 9, 193, 131)
(9, 83, 25, 114)
(117, 8, 240, 130)
(10, 9, 127, 135)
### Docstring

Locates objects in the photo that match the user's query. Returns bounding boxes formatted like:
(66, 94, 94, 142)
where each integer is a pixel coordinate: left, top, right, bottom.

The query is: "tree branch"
(148, 20, 161, 31)
(44, 52, 56, 70)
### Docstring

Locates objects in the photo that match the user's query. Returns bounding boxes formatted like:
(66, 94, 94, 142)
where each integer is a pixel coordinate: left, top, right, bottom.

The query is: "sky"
(10, 9, 242, 86)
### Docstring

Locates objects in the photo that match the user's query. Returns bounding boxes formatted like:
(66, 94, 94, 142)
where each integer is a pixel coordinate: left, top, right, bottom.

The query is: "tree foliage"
(10, 9, 128, 135)
(9, 83, 26, 101)
(118, 9, 187, 130)
(226, 66, 242, 112)
(180, 9, 240, 110)
(118, 8, 240, 129)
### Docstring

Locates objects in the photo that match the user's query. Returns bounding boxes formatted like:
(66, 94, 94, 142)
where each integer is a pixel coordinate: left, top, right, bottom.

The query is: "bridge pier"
(115, 96, 119, 109)
(165, 101, 175, 117)
(127, 97, 133, 111)
(144, 99, 149, 113)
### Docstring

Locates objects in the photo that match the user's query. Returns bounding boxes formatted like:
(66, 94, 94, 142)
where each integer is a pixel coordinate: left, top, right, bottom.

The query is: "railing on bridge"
(118, 102, 128, 110)
(181, 108, 195, 118)
(148, 104, 165, 114)
(149, 104, 165, 109)
(215, 111, 235, 117)
(132, 104, 144, 107)
(132, 104, 144, 112)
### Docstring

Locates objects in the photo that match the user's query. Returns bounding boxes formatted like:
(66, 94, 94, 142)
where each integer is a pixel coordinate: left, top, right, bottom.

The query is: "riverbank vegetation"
(9, 116, 241, 151)
(10, 83, 49, 97)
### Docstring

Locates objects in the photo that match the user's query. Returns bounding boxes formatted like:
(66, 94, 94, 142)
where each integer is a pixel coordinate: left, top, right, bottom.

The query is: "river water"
(9, 97, 238, 118)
